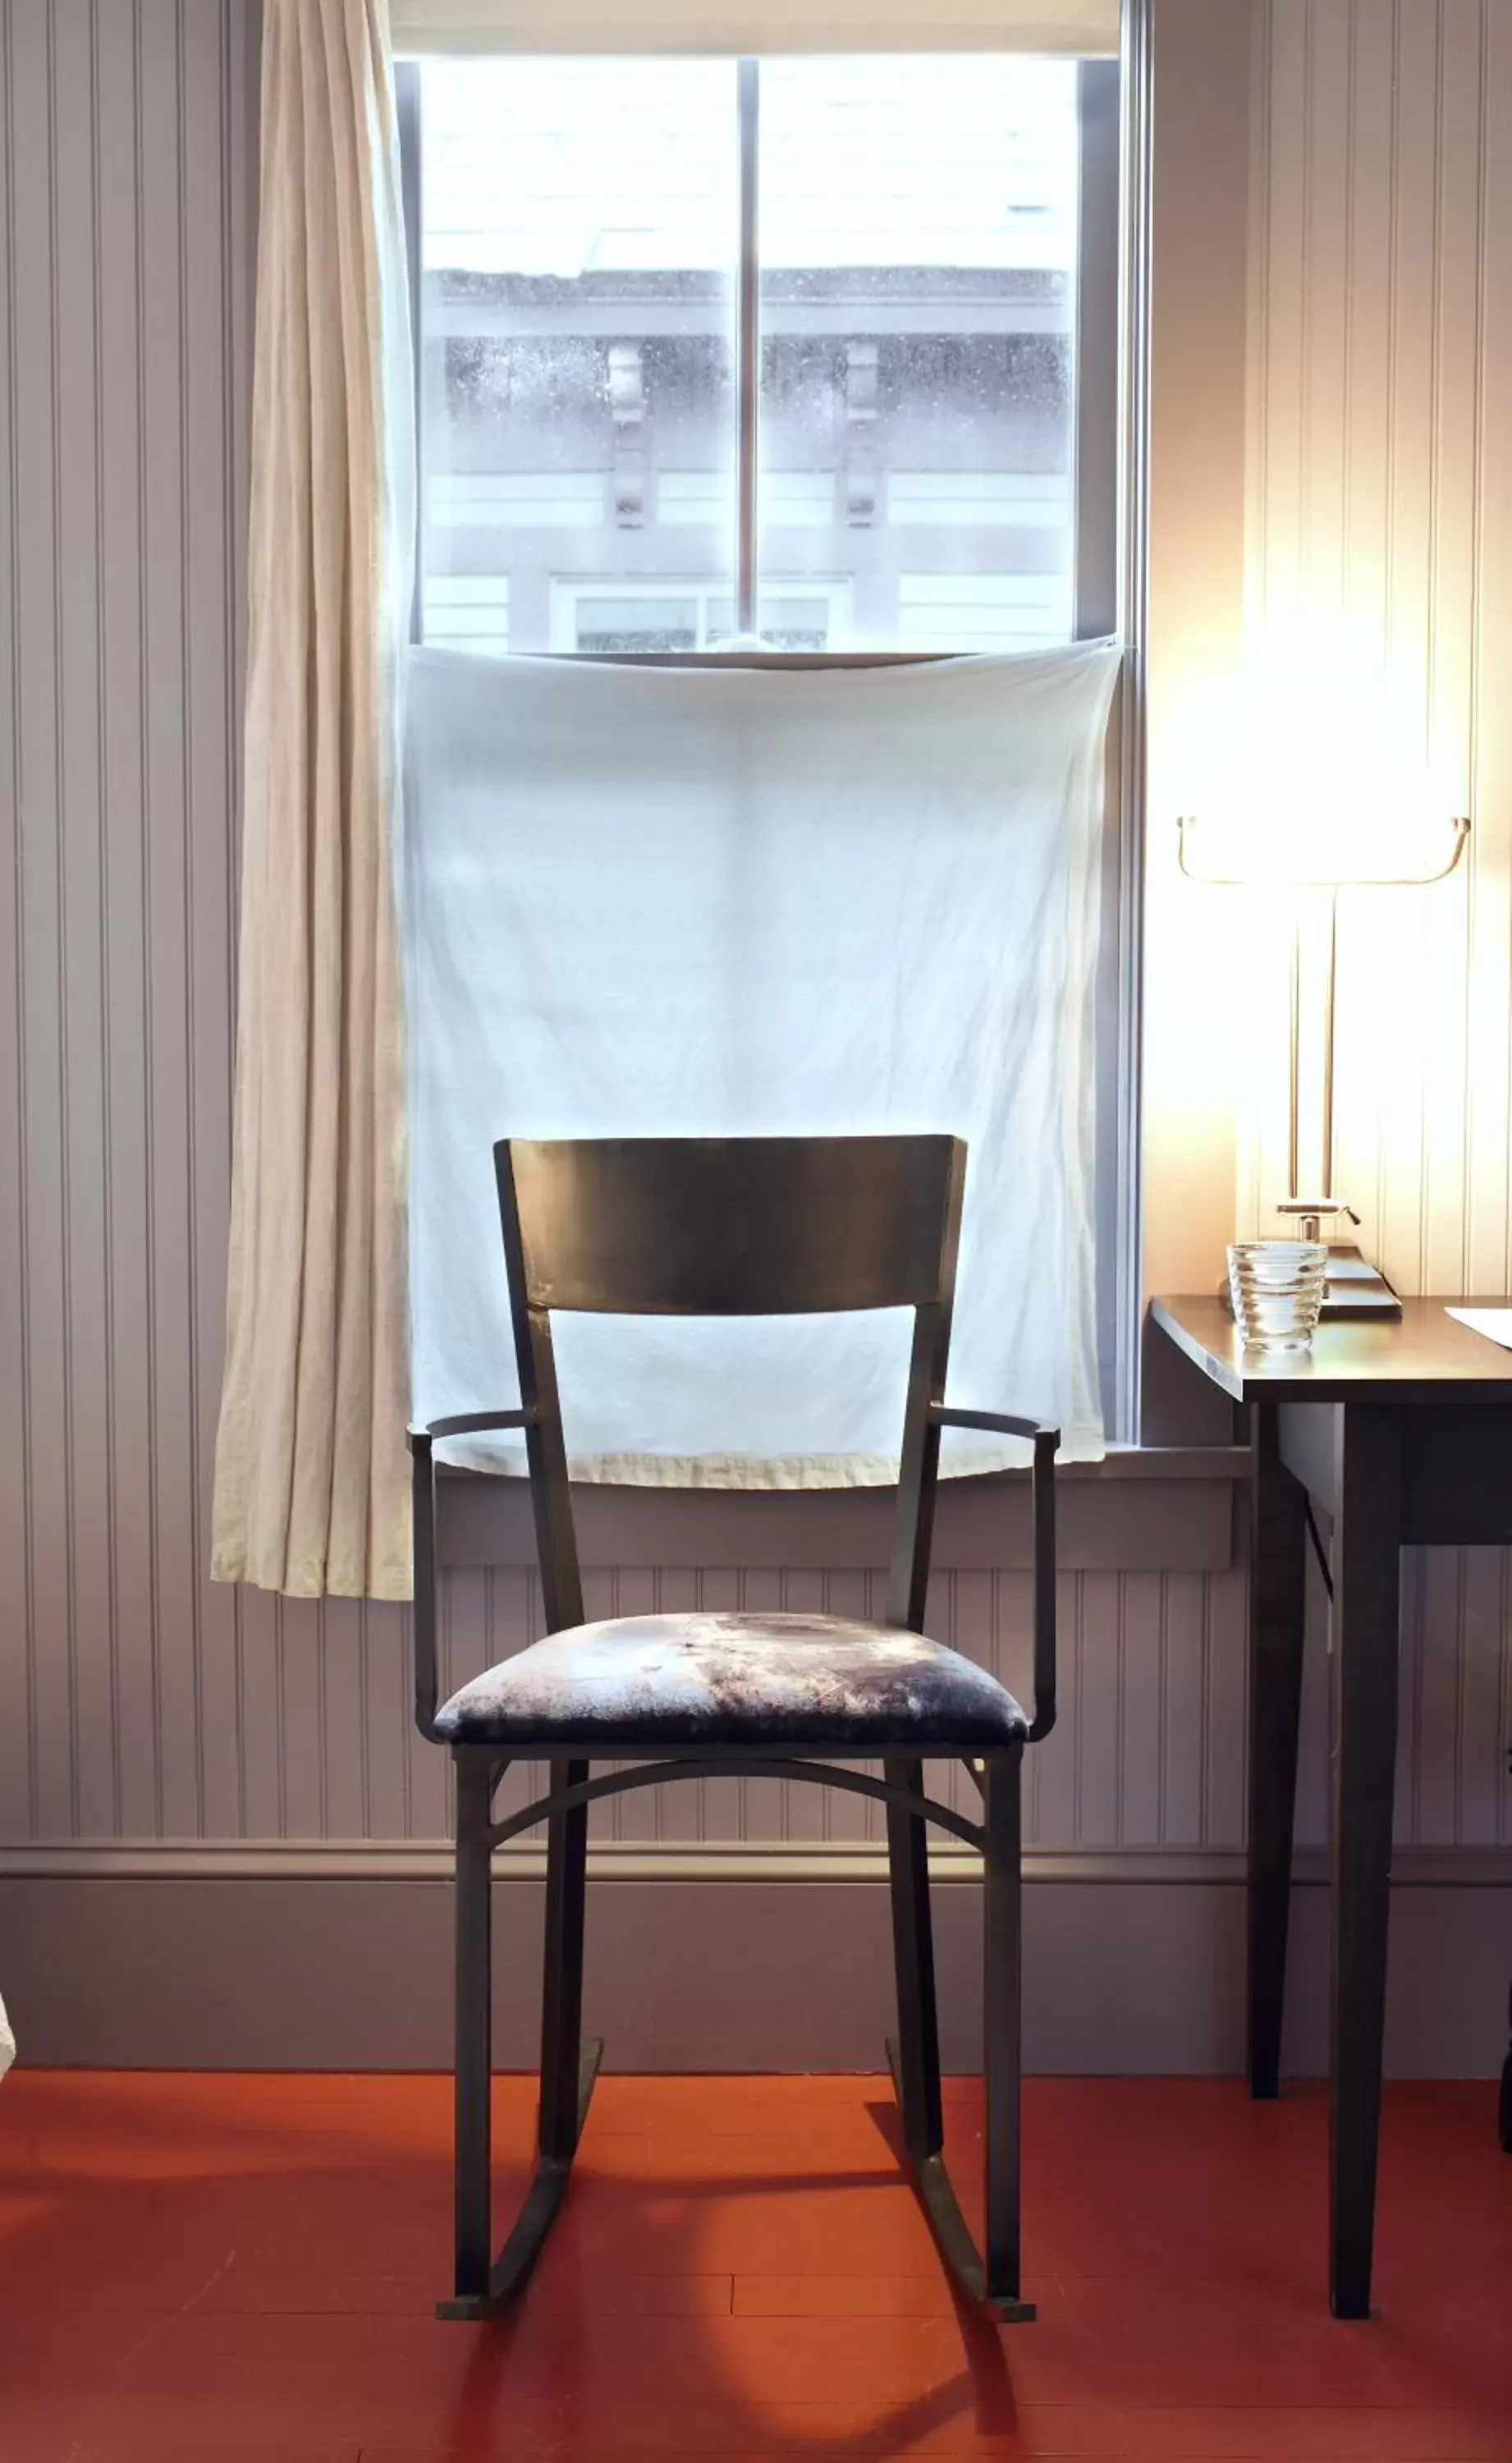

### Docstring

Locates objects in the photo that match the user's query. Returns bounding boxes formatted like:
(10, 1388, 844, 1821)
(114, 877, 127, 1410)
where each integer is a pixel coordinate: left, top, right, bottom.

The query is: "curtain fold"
(211, 0, 415, 1600)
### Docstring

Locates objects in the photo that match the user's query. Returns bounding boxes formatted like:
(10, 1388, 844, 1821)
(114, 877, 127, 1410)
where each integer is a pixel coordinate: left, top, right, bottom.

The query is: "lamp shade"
(1178, 644, 1471, 888)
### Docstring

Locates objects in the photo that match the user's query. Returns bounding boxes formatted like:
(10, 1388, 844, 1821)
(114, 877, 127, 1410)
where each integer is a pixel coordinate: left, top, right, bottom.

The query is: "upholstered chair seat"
(434, 1609, 1028, 1751)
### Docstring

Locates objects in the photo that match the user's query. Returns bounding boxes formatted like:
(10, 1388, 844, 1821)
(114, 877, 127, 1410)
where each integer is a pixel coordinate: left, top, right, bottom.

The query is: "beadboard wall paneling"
(1, 0, 1507, 1898)
(0, 0, 282, 1850)
(1240, 0, 1512, 1282)
(1239, 0, 1512, 1864)
(0, 0, 1257, 1873)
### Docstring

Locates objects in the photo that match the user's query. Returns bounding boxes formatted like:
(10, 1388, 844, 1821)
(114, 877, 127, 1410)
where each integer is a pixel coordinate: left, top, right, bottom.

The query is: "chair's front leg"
(538, 1758, 590, 2163)
(452, 1754, 495, 2300)
(884, 1754, 944, 2163)
(983, 1749, 1033, 2319)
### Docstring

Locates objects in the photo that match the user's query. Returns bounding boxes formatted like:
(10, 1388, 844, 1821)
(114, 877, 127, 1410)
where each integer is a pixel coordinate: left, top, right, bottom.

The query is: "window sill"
(435, 1444, 1247, 1575)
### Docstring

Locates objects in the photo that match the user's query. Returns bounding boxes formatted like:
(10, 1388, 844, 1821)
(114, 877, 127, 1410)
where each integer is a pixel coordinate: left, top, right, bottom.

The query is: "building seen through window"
(411, 55, 1080, 656)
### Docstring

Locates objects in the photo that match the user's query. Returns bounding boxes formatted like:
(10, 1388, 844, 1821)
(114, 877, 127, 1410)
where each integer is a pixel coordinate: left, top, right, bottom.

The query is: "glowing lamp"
(1175, 660, 1469, 1317)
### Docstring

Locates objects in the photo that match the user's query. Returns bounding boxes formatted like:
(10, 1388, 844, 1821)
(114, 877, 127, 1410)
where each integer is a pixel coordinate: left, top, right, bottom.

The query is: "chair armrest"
(931, 1404, 1059, 1444)
(933, 1405, 1060, 1744)
(407, 1410, 535, 1742)
(408, 1407, 534, 1446)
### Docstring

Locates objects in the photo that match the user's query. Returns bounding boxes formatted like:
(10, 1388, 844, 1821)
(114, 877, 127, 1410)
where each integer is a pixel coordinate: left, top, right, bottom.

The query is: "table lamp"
(1176, 810, 1469, 1319)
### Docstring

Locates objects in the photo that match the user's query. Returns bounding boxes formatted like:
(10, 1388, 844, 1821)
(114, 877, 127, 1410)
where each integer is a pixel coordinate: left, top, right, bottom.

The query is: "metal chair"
(410, 1134, 1059, 2323)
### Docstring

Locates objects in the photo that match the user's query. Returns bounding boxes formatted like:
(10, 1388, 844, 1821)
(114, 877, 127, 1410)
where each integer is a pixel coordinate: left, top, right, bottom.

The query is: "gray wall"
(1, 0, 1508, 2073)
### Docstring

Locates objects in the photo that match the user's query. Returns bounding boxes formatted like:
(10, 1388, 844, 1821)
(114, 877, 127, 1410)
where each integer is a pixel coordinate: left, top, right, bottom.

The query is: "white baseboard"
(1, 1843, 1507, 2078)
(6, 1836, 1510, 1884)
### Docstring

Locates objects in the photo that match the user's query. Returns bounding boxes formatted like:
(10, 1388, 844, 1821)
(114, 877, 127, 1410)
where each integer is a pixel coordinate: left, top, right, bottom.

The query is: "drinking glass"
(1226, 1239, 1326, 1352)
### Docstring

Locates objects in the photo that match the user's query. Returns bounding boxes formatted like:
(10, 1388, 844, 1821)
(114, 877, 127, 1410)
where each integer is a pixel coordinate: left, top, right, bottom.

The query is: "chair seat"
(433, 1610, 1028, 1751)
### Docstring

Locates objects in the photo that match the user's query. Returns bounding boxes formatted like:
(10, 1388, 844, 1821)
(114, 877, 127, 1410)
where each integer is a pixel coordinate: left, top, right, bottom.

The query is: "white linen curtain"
(405, 642, 1120, 1485)
(211, 0, 415, 1600)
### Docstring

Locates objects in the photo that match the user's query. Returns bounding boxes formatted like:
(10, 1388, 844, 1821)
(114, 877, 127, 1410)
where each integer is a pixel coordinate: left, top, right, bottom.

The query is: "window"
(399, 53, 1115, 657)
(395, 30, 1135, 1451)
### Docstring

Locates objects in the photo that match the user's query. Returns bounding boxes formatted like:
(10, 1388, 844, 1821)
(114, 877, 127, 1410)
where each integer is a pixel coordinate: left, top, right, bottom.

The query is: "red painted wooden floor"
(2, 2072, 1510, 2461)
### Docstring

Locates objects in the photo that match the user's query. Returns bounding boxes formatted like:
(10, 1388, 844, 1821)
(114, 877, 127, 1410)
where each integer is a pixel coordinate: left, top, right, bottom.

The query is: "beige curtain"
(212, 0, 415, 1600)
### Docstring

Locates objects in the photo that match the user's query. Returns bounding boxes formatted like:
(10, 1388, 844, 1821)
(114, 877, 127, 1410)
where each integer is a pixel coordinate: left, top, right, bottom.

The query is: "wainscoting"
(2, 0, 1509, 2074)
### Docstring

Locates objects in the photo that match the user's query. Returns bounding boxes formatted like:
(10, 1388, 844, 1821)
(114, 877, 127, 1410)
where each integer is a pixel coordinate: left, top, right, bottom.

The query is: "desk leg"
(1248, 1405, 1307, 2098)
(1329, 1403, 1402, 2320)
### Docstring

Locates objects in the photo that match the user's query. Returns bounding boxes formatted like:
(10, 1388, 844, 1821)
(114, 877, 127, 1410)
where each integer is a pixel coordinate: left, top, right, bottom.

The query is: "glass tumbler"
(1226, 1239, 1327, 1352)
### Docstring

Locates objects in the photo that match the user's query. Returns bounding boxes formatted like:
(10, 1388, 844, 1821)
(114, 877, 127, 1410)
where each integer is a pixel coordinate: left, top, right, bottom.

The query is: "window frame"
(394, 36, 1148, 1447)
(550, 576, 856, 654)
(394, 50, 1119, 666)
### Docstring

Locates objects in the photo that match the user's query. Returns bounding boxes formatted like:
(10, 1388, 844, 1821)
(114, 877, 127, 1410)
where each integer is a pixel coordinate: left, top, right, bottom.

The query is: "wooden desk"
(1151, 1294, 1512, 2318)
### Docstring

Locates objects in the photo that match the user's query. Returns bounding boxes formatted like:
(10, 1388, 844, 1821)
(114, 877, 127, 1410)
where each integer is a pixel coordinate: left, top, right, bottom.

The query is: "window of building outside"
(403, 54, 1097, 658)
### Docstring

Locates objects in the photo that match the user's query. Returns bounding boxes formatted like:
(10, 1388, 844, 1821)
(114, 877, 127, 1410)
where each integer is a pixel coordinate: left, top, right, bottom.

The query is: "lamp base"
(1271, 1200, 1402, 1320)
(1317, 1242, 1401, 1321)
(1218, 1241, 1402, 1322)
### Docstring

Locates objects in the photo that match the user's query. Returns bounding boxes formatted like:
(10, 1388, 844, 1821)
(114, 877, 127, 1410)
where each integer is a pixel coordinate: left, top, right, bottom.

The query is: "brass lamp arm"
(1175, 813, 1470, 887)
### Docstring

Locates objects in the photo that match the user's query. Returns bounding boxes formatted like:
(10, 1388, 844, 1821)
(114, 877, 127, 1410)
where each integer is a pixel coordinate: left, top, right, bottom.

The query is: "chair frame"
(410, 1136, 1059, 2324)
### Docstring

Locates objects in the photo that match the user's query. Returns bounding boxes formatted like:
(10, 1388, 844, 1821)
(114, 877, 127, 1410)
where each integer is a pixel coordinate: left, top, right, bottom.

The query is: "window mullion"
(396, 60, 424, 647)
(735, 57, 760, 637)
(1073, 57, 1119, 641)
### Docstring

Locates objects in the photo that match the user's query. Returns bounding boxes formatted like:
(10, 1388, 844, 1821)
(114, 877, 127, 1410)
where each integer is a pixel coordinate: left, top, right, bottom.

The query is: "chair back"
(494, 1135, 966, 1634)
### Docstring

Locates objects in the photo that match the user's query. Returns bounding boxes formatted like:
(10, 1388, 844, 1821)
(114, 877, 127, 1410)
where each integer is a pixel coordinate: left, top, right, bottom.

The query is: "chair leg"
(983, 1748, 1033, 2319)
(451, 1755, 494, 2304)
(884, 1755, 944, 2163)
(438, 1754, 605, 2322)
(883, 1749, 1036, 2324)
(538, 1759, 589, 2163)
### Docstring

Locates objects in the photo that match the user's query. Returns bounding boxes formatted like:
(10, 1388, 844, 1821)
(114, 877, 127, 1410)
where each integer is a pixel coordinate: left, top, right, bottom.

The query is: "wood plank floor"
(2, 2072, 1510, 2461)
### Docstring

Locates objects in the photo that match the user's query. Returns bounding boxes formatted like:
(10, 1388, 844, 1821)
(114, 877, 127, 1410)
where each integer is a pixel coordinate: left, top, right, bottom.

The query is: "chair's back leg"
(538, 1757, 590, 2163)
(982, 1749, 1025, 2304)
(453, 1754, 496, 2299)
(885, 1755, 944, 2163)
